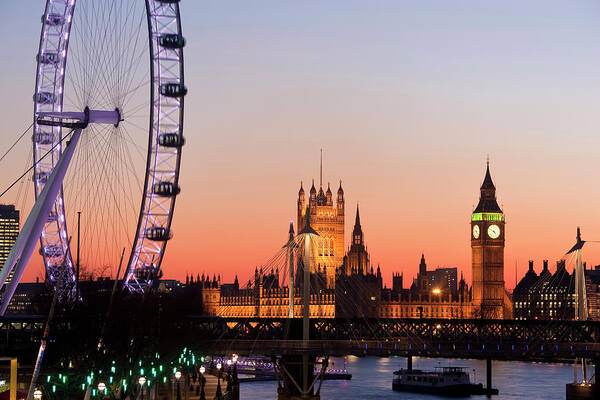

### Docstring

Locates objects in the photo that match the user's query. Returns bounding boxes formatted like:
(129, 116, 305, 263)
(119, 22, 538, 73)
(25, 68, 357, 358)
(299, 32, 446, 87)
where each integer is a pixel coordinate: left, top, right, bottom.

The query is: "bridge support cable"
(0, 125, 73, 201)
(0, 122, 34, 165)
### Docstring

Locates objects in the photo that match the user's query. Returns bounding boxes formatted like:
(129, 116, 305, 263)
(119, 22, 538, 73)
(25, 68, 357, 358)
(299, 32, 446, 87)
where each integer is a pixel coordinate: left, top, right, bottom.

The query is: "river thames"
(240, 356, 575, 399)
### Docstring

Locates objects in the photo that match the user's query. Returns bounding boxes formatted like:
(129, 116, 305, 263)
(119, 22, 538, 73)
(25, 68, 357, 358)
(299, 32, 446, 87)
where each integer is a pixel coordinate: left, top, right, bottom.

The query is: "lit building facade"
(0, 205, 19, 286)
(196, 163, 523, 319)
(513, 261, 600, 321)
(297, 180, 344, 289)
(206, 192, 474, 319)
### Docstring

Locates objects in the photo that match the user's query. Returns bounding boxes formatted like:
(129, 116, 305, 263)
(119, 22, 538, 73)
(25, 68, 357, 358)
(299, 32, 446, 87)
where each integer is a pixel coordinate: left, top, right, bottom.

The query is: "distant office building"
(408, 256, 458, 298)
(4, 279, 49, 315)
(0, 205, 19, 284)
(587, 267, 600, 320)
(428, 267, 458, 297)
(0, 204, 20, 308)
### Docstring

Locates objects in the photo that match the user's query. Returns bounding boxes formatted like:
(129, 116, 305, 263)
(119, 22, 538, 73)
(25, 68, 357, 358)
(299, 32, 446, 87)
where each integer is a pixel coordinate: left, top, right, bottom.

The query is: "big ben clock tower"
(471, 162, 505, 319)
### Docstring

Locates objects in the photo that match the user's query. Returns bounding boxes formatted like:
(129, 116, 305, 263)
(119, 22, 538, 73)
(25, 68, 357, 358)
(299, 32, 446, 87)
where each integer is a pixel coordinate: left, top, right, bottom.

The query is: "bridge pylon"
(275, 212, 327, 400)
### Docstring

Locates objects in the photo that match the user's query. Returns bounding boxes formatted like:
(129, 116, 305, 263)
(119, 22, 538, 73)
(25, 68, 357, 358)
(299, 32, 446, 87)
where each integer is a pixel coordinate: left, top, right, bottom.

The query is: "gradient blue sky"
(1, 1, 600, 287)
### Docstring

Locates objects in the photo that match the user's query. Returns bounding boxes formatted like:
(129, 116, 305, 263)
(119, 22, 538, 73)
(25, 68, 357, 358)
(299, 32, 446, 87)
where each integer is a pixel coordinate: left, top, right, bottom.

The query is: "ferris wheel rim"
(31, 0, 185, 295)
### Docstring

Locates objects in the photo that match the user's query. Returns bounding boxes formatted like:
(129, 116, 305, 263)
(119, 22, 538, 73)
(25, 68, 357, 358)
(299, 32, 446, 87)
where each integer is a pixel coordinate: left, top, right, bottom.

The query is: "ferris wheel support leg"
(0, 128, 83, 315)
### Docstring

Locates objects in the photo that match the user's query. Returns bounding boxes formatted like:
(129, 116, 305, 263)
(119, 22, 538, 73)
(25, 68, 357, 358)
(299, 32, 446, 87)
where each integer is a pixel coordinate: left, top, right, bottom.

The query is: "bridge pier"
(486, 358, 492, 393)
(566, 359, 599, 400)
(407, 355, 412, 372)
(276, 354, 320, 400)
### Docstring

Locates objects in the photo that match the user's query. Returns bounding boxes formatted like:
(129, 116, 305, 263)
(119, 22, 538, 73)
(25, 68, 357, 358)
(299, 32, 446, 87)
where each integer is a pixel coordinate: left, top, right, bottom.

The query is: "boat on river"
(392, 366, 498, 397)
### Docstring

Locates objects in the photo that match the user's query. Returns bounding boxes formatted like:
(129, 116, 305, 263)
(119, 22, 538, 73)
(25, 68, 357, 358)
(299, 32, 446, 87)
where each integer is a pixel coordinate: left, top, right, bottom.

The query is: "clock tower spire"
(471, 161, 505, 319)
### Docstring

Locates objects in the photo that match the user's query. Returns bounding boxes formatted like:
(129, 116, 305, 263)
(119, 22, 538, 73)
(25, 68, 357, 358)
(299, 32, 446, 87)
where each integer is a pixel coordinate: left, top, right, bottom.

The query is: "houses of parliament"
(195, 162, 513, 319)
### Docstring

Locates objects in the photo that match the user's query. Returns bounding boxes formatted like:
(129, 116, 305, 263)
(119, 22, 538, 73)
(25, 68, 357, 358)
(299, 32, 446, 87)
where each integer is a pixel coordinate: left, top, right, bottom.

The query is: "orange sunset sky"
(2, 2, 600, 289)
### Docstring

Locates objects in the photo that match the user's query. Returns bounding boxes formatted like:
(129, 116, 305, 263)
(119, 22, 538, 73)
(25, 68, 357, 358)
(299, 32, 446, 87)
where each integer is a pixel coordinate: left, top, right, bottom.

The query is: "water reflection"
(240, 356, 574, 399)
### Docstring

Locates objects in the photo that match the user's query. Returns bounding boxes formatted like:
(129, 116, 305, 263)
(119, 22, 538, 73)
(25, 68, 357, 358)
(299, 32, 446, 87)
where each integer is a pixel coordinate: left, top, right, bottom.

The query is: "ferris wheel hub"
(37, 108, 122, 128)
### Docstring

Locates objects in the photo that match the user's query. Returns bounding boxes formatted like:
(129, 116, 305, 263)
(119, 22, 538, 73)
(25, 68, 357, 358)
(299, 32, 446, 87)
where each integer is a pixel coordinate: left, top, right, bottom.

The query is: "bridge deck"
(2, 316, 599, 362)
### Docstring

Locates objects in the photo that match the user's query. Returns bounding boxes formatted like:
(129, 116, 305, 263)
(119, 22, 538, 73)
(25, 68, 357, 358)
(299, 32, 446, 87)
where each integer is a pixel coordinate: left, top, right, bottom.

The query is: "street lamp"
(33, 389, 43, 400)
(175, 370, 182, 400)
(138, 376, 146, 400)
(199, 366, 206, 400)
(215, 362, 223, 400)
(432, 288, 441, 308)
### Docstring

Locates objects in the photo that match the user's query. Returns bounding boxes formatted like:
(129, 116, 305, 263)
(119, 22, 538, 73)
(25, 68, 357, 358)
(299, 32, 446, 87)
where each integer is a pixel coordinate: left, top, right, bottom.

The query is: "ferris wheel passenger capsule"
(40, 245, 63, 258)
(37, 52, 60, 65)
(33, 171, 50, 184)
(159, 34, 186, 49)
(34, 92, 56, 104)
(158, 133, 185, 147)
(32, 132, 55, 145)
(160, 83, 187, 98)
(144, 226, 173, 241)
(43, 13, 65, 26)
(135, 265, 163, 280)
(47, 209, 58, 222)
(152, 182, 181, 197)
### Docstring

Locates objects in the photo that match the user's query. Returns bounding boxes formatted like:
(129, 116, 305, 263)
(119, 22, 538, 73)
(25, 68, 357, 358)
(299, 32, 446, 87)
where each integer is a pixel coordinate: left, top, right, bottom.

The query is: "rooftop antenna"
(320, 148, 323, 188)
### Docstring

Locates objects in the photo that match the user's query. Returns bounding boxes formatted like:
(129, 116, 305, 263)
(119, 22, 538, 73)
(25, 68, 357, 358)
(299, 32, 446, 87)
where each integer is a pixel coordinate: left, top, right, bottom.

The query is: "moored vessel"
(392, 366, 498, 397)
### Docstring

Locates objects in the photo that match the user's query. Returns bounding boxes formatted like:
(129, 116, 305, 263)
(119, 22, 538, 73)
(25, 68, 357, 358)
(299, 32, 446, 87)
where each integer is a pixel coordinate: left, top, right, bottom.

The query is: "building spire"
(320, 148, 323, 188)
(481, 160, 495, 190)
(473, 159, 502, 213)
(355, 203, 361, 227)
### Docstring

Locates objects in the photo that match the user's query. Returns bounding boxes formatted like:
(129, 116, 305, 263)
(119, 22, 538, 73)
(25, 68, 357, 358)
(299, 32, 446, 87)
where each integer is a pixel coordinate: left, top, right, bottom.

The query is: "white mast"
(570, 227, 588, 321)
(567, 227, 589, 385)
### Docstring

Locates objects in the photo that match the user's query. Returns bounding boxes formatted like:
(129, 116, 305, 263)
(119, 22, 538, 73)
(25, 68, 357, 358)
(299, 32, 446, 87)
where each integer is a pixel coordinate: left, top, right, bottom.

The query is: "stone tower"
(471, 162, 505, 319)
(344, 205, 369, 275)
(297, 174, 344, 289)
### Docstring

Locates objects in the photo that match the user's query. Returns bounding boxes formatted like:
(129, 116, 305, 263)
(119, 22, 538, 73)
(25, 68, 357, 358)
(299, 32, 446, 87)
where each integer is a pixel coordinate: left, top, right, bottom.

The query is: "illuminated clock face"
(472, 225, 480, 239)
(488, 224, 501, 239)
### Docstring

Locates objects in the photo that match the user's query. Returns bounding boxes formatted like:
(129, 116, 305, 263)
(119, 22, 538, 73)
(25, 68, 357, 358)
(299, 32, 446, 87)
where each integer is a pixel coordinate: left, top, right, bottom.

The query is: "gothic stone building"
(200, 163, 520, 319)
(297, 180, 344, 289)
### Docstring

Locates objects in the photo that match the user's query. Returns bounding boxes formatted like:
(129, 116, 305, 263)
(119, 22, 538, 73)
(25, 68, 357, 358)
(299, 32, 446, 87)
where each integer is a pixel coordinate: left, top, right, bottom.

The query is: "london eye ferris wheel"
(30, 0, 186, 296)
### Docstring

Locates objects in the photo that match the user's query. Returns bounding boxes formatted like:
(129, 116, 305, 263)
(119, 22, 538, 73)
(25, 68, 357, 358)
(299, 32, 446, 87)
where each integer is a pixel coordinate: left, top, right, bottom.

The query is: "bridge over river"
(170, 317, 600, 361)
(1, 315, 600, 399)
(2, 315, 600, 361)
